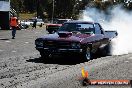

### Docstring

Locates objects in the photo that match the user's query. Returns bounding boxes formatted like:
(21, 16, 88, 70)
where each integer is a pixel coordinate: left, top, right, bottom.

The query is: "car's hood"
(39, 31, 94, 43)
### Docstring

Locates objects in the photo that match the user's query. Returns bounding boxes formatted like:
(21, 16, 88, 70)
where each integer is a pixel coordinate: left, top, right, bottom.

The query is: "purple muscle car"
(35, 21, 118, 61)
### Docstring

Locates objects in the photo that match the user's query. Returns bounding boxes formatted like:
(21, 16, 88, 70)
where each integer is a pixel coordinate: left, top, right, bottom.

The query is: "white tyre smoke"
(80, 6, 132, 55)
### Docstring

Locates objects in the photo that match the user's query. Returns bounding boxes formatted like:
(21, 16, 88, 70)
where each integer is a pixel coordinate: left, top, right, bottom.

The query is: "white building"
(0, 0, 10, 30)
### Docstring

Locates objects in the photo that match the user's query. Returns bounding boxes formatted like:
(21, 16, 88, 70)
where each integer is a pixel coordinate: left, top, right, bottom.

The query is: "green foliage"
(10, 0, 132, 20)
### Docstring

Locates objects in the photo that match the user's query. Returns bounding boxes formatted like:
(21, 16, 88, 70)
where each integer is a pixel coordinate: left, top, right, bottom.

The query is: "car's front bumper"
(36, 47, 83, 53)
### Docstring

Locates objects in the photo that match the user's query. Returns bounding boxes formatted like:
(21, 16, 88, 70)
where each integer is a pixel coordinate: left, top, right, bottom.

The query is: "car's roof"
(64, 20, 96, 24)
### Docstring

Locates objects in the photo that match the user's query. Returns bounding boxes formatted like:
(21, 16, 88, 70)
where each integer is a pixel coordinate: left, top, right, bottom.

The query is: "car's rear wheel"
(101, 43, 111, 56)
(82, 46, 92, 61)
(39, 23, 43, 27)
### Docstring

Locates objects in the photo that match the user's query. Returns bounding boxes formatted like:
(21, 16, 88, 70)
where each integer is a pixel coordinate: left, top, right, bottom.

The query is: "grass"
(19, 13, 36, 20)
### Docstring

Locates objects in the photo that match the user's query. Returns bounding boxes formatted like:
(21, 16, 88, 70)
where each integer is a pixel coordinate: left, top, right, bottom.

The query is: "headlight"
(71, 43, 81, 48)
(35, 40, 43, 46)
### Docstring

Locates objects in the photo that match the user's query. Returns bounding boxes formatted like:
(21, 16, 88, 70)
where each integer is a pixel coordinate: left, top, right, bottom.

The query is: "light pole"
(37, 0, 40, 18)
(52, 0, 55, 23)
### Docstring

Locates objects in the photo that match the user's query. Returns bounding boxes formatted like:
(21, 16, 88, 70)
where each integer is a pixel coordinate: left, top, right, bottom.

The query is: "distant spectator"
(10, 15, 18, 39)
(32, 19, 37, 29)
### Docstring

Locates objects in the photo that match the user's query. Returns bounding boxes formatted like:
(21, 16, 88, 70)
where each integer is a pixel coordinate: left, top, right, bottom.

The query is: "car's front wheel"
(40, 51, 50, 61)
(81, 46, 92, 61)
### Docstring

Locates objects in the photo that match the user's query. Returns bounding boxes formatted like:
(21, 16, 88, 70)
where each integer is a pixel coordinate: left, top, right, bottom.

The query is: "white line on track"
(5, 41, 11, 43)
(12, 51, 17, 53)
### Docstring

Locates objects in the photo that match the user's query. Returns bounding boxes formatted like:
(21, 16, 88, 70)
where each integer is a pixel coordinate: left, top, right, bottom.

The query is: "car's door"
(90, 23, 104, 52)
(95, 23, 109, 48)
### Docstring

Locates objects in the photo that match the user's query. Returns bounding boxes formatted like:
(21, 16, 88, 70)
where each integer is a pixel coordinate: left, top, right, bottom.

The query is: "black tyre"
(101, 43, 111, 56)
(39, 23, 42, 27)
(40, 51, 50, 61)
(48, 30, 55, 34)
(48, 30, 52, 34)
(81, 46, 92, 61)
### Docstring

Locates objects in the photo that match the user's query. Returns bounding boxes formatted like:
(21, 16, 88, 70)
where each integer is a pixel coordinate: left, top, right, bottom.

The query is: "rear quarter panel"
(81, 34, 108, 53)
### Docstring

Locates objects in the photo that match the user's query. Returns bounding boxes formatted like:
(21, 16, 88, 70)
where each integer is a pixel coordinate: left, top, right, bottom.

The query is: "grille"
(44, 41, 71, 48)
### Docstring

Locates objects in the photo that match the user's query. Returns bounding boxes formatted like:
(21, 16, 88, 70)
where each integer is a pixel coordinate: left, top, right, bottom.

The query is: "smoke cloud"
(79, 6, 132, 55)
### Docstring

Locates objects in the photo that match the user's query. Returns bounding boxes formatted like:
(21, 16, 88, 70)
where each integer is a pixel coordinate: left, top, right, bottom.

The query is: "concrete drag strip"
(17, 54, 132, 88)
(0, 29, 131, 88)
(0, 54, 71, 88)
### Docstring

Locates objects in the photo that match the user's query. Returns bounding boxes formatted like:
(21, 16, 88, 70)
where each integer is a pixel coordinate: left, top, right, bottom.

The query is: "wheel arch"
(82, 43, 93, 51)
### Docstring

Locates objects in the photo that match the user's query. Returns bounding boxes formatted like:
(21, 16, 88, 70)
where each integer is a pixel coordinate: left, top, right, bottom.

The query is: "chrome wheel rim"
(85, 47, 91, 60)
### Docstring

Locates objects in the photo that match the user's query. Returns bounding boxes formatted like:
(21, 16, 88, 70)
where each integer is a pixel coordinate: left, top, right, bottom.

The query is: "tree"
(10, 0, 132, 20)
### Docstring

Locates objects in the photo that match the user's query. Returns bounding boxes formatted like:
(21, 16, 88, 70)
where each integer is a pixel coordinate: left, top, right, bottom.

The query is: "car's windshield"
(58, 23, 95, 34)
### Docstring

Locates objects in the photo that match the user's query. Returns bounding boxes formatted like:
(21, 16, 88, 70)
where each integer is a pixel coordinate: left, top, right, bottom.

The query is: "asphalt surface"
(0, 28, 132, 88)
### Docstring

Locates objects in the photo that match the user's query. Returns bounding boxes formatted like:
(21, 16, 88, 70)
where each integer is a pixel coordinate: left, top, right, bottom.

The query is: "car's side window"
(77, 23, 95, 34)
(95, 24, 103, 34)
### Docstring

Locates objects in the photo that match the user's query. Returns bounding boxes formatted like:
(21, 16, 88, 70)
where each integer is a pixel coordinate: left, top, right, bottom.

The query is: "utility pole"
(37, 0, 40, 18)
(52, 0, 55, 23)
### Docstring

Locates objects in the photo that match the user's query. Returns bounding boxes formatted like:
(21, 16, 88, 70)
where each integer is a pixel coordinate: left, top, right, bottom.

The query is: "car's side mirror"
(115, 31, 118, 36)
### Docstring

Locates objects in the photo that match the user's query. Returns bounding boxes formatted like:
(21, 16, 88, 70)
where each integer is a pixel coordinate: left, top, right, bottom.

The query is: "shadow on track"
(0, 38, 10, 40)
(26, 53, 109, 65)
(27, 55, 86, 65)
